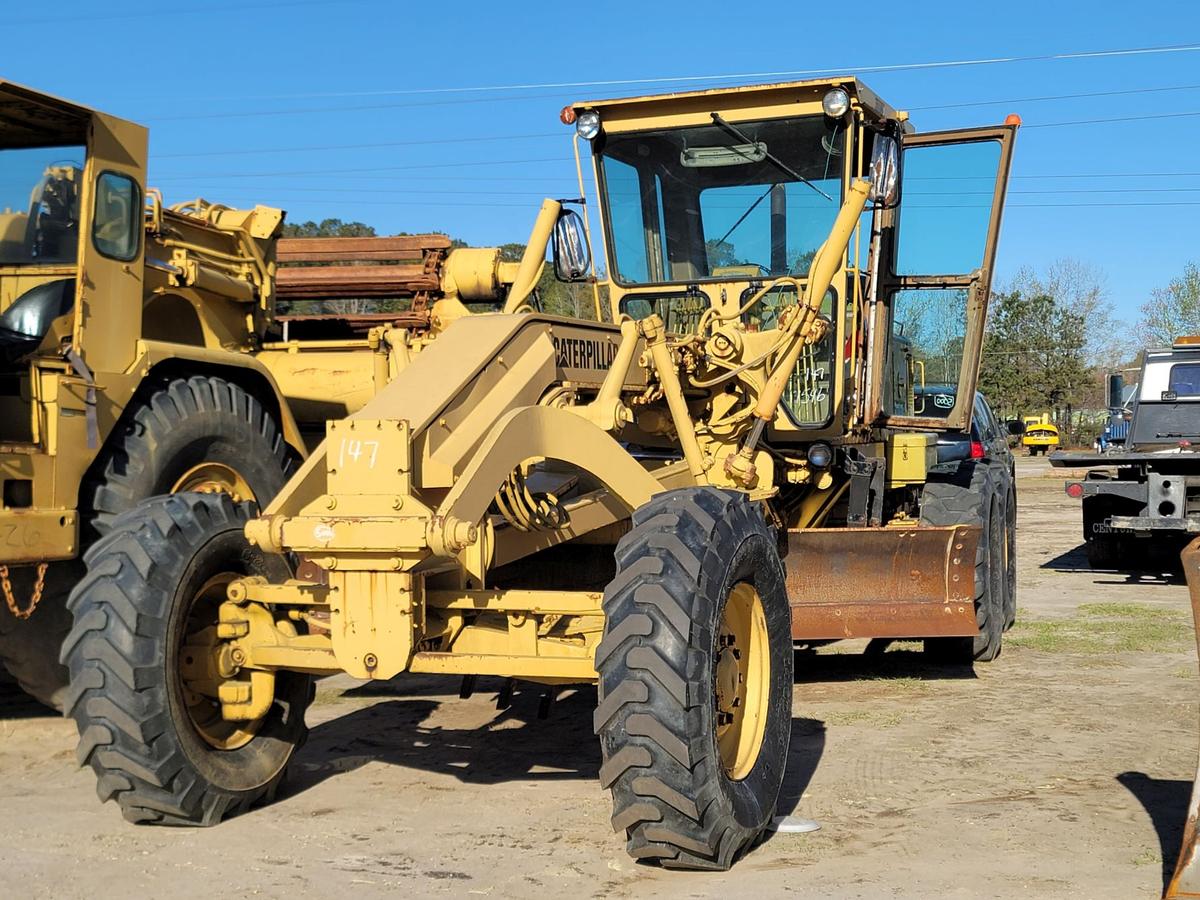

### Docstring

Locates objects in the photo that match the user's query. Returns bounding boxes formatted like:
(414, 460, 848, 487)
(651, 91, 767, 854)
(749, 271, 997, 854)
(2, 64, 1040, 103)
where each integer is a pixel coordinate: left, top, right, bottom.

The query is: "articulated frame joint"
(427, 515, 480, 558)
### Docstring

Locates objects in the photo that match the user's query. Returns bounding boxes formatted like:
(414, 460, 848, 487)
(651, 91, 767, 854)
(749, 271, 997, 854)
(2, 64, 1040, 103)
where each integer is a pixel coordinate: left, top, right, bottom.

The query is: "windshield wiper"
(715, 183, 775, 247)
(710, 113, 832, 201)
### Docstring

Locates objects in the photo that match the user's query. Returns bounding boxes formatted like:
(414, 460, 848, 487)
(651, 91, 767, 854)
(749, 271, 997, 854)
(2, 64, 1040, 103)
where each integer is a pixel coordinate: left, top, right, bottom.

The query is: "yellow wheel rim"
(714, 583, 770, 781)
(178, 573, 263, 751)
(171, 463, 255, 503)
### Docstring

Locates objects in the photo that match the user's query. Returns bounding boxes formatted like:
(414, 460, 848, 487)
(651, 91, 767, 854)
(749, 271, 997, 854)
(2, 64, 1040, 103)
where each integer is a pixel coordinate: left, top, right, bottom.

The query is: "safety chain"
(0, 563, 48, 620)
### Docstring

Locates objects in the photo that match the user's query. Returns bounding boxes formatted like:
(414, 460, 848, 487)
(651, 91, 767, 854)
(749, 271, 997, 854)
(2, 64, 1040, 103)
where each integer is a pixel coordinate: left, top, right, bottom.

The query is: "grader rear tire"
(62, 493, 312, 825)
(0, 375, 292, 712)
(920, 466, 1004, 663)
(594, 487, 793, 870)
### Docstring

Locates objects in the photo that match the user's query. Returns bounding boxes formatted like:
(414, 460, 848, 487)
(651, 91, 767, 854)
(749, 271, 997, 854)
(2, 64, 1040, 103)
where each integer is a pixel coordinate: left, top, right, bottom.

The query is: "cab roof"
(0, 79, 144, 152)
(572, 76, 903, 127)
(0, 79, 97, 148)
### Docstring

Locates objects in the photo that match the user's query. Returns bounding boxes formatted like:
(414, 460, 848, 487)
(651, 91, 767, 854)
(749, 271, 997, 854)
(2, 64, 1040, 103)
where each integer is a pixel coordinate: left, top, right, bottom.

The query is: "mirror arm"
(504, 199, 561, 313)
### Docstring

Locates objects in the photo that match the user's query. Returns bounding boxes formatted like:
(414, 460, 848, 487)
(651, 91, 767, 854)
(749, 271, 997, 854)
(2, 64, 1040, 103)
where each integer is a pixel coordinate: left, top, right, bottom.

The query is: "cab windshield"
(598, 115, 844, 286)
(0, 146, 84, 265)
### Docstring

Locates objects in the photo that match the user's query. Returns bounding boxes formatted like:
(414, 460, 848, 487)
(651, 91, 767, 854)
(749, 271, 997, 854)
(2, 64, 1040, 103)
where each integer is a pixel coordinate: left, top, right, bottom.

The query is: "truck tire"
(1085, 537, 1124, 569)
(1081, 496, 1133, 570)
(920, 466, 1003, 663)
(0, 375, 292, 712)
(594, 487, 793, 870)
(62, 493, 312, 825)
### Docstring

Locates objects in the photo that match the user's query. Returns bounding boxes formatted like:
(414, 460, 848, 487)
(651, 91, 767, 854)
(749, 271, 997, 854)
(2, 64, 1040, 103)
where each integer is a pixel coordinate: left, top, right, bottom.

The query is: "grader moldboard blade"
(1167, 537, 1200, 897)
(786, 525, 981, 640)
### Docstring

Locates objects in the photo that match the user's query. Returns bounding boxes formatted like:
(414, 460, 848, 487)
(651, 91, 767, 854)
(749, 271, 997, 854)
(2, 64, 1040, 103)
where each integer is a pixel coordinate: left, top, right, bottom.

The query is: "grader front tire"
(594, 487, 793, 870)
(62, 493, 312, 825)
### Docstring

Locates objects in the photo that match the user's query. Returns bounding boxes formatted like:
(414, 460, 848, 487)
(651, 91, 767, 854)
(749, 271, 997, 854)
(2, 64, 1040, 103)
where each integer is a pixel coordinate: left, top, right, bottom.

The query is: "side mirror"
(1006, 419, 1026, 436)
(868, 134, 900, 208)
(552, 209, 590, 282)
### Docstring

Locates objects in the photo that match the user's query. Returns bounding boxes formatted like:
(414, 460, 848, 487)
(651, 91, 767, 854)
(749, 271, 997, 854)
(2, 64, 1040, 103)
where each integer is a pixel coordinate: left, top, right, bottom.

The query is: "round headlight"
(806, 442, 833, 469)
(822, 88, 850, 118)
(575, 110, 601, 141)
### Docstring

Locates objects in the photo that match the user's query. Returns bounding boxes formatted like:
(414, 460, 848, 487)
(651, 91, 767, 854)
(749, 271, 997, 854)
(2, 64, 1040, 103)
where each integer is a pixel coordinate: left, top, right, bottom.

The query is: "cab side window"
(92, 172, 140, 261)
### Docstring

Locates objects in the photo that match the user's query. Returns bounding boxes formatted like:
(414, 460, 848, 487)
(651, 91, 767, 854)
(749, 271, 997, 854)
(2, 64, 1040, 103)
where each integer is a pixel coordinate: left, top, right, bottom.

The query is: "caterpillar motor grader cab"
(0, 79, 548, 708)
(64, 78, 1017, 869)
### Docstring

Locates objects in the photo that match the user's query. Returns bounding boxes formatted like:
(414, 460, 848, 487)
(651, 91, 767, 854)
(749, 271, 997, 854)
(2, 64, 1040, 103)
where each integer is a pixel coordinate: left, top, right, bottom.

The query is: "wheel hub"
(171, 462, 255, 503)
(177, 573, 263, 750)
(714, 583, 771, 781)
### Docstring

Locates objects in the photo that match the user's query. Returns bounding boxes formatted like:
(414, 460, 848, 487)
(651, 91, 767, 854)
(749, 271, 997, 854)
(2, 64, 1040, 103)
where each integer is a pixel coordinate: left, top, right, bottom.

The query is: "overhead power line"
(138, 80, 1200, 123)
(147, 105, 1200, 160)
(149, 157, 572, 179)
(7, 0, 366, 26)
(1022, 110, 1200, 128)
(909, 82, 1200, 111)
(154, 132, 563, 160)
(157, 40, 1200, 103)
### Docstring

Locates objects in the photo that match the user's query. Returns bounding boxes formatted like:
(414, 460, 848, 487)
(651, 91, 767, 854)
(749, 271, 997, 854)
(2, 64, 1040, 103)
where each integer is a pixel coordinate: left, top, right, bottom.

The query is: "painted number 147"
(338, 438, 380, 468)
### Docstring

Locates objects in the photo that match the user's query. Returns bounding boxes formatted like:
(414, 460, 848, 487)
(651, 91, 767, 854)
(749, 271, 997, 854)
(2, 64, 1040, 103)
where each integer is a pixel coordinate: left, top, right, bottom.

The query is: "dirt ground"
(1, 456, 1196, 899)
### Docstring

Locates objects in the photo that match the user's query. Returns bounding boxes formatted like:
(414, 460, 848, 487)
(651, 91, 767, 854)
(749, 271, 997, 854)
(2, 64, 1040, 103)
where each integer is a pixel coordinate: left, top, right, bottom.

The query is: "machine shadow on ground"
(1040, 544, 1184, 585)
(280, 646, 973, 817)
(0, 681, 56, 721)
(795, 646, 978, 683)
(1117, 771, 1191, 893)
(283, 673, 827, 821)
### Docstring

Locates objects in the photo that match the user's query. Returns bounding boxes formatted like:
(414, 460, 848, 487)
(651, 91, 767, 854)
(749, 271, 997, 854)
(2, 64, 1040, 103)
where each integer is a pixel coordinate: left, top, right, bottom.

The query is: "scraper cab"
(64, 78, 1019, 869)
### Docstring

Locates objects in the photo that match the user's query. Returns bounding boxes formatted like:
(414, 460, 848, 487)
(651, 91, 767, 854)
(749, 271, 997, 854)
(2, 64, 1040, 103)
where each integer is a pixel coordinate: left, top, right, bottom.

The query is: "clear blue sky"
(6, 0, 1199, 322)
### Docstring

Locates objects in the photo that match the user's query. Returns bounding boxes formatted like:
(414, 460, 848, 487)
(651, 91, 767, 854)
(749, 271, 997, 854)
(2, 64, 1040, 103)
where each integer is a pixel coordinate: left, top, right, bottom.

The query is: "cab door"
(868, 124, 1016, 431)
(71, 110, 148, 376)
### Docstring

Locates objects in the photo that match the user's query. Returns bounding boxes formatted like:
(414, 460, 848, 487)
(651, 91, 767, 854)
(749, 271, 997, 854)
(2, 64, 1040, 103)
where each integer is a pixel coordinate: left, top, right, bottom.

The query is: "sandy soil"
(0, 456, 1195, 899)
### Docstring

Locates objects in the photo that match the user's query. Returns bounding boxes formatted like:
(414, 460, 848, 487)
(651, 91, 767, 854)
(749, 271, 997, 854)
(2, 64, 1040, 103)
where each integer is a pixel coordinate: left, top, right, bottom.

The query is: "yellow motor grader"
(0, 79, 548, 708)
(64, 78, 1020, 869)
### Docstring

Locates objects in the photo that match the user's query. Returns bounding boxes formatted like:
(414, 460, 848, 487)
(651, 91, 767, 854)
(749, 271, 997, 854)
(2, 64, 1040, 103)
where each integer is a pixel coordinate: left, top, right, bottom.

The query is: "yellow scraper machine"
(62, 76, 1024, 869)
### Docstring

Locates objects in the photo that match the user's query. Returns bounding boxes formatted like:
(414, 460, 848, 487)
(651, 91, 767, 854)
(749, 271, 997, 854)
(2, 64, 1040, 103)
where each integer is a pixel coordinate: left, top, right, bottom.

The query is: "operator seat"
(0, 279, 74, 367)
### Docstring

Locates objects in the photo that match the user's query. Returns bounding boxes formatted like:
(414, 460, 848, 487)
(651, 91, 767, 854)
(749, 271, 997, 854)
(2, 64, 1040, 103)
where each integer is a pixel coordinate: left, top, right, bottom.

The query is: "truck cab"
(1054, 337, 1200, 567)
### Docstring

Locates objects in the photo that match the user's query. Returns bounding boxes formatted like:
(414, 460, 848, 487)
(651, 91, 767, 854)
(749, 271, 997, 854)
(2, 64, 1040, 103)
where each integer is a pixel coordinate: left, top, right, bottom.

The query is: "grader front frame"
(65, 77, 1018, 869)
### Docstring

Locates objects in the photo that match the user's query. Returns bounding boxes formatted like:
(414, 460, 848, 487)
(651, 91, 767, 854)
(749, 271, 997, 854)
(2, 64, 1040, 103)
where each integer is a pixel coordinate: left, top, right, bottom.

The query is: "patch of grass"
(823, 708, 904, 728)
(1008, 603, 1192, 654)
(1132, 848, 1159, 867)
(865, 675, 927, 694)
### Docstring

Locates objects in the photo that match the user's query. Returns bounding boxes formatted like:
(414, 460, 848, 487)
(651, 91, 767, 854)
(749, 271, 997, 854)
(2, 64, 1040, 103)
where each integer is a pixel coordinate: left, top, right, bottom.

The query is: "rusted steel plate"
(276, 235, 451, 262)
(276, 264, 439, 298)
(785, 525, 979, 640)
(1166, 537, 1200, 898)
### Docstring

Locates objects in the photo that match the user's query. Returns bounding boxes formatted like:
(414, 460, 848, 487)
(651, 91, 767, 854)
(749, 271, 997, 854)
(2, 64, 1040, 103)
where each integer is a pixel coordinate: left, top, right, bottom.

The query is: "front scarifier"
(64, 76, 1017, 870)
